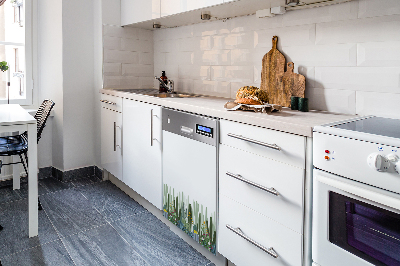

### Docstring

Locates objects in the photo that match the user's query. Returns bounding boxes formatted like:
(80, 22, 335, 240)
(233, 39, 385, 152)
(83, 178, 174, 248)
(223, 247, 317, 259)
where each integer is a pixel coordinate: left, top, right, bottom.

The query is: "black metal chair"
(0, 99, 55, 213)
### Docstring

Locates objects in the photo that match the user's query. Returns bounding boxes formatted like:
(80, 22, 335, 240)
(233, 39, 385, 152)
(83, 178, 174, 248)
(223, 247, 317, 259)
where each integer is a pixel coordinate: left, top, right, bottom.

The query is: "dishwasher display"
(162, 108, 219, 255)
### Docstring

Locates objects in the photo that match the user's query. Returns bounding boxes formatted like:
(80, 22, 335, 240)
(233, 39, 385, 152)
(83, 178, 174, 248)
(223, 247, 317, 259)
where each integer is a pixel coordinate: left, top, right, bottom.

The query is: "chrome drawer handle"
(226, 172, 279, 196)
(226, 224, 278, 258)
(227, 133, 281, 151)
(100, 99, 117, 105)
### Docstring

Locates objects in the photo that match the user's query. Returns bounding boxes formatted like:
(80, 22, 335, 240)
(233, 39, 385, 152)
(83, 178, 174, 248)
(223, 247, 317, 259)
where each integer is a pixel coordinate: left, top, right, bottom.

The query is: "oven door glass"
(329, 191, 400, 266)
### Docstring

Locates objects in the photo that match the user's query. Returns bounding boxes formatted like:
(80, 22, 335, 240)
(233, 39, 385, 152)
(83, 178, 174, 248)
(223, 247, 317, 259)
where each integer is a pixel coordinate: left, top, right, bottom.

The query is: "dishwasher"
(162, 108, 219, 255)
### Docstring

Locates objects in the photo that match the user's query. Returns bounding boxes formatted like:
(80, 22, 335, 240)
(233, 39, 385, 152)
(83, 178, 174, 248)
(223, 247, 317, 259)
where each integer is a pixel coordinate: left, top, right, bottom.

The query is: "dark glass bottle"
(159, 71, 168, 93)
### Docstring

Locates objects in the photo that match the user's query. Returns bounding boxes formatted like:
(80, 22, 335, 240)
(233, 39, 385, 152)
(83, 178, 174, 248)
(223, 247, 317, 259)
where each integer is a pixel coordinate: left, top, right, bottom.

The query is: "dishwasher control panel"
(162, 108, 219, 146)
(196, 124, 213, 138)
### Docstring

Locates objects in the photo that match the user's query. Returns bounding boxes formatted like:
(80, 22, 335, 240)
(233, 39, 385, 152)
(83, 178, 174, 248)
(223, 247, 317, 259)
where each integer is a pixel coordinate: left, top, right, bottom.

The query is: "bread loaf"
(235, 86, 268, 105)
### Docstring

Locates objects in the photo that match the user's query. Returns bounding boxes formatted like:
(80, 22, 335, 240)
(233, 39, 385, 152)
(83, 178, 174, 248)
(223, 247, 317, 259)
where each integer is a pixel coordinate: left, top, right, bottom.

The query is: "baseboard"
(52, 165, 103, 182)
(0, 165, 103, 188)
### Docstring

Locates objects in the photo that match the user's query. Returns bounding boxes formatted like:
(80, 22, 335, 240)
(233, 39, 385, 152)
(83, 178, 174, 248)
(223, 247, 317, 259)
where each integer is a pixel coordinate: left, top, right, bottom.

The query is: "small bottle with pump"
(159, 71, 168, 93)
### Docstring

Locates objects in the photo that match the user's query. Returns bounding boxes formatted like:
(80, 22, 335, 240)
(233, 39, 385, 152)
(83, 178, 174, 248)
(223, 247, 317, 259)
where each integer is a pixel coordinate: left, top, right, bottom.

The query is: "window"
(0, 0, 33, 105)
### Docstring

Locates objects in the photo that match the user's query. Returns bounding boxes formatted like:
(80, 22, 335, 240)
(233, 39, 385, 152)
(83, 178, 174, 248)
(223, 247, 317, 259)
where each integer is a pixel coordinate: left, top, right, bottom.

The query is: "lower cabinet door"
(122, 99, 162, 209)
(101, 107, 123, 180)
(219, 195, 303, 266)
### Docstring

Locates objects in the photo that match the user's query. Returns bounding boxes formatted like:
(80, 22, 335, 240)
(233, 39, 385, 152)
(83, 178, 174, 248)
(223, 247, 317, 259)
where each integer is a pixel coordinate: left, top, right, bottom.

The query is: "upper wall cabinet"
(161, 0, 223, 17)
(121, 0, 161, 26)
(122, 0, 352, 29)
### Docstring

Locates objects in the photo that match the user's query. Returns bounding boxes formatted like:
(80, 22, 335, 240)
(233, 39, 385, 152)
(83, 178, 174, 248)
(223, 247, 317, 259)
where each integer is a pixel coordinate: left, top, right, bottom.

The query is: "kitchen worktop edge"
(100, 89, 358, 137)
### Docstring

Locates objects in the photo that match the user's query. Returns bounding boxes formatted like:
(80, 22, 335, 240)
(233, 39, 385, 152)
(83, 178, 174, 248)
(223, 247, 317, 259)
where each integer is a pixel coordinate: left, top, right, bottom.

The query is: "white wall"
(153, 0, 400, 119)
(38, 0, 100, 172)
(62, 0, 96, 170)
(38, 0, 64, 170)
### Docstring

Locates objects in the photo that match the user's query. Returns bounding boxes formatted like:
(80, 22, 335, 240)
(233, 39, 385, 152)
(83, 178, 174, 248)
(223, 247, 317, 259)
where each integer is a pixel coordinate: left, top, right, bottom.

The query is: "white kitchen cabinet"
(218, 119, 306, 266)
(161, 0, 223, 17)
(123, 99, 162, 209)
(121, 0, 161, 26)
(101, 94, 123, 181)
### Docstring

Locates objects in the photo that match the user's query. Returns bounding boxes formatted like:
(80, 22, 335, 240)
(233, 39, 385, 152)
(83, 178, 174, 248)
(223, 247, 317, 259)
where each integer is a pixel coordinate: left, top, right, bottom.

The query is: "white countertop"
(100, 89, 358, 137)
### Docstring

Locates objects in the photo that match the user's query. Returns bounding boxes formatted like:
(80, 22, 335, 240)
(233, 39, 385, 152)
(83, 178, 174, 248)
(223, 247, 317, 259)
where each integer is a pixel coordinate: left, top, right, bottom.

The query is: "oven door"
(312, 169, 400, 266)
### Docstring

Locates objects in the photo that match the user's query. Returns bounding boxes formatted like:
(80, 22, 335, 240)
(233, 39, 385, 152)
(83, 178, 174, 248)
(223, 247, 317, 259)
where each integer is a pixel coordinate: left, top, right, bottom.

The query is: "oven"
(312, 116, 400, 266)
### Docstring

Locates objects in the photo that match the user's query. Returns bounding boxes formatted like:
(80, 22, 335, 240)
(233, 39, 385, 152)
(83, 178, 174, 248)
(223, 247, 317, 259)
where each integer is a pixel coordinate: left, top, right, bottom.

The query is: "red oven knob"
(325, 150, 330, 154)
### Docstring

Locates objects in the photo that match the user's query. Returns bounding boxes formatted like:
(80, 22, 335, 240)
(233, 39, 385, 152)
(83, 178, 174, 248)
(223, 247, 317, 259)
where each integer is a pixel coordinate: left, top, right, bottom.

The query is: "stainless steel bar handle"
(113, 122, 117, 151)
(150, 110, 158, 146)
(226, 224, 278, 258)
(151, 109, 153, 146)
(100, 99, 117, 105)
(226, 172, 279, 196)
(227, 133, 281, 151)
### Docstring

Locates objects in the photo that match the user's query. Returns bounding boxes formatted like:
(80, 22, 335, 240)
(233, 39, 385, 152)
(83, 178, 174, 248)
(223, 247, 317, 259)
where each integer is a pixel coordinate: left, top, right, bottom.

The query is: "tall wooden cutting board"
(282, 62, 306, 102)
(260, 36, 286, 105)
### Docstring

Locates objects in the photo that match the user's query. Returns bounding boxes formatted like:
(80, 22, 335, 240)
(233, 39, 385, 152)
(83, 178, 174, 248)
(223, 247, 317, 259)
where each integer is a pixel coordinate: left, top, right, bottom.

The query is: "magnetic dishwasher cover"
(162, 108, 218, 255)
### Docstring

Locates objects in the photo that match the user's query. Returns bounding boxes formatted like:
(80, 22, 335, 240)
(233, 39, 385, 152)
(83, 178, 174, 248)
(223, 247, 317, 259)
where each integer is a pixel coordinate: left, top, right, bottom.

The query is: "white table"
(0, 104, 38, 237)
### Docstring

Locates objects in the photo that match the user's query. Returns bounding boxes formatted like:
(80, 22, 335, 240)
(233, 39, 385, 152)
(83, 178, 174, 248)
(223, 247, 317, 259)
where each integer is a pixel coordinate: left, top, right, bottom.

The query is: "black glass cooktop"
(332, 117, 400, 139)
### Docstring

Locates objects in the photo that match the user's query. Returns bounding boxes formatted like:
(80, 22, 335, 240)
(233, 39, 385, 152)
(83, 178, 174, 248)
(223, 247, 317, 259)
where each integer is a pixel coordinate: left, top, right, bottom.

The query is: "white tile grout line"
(42, 203, 77, 266)
(107, 220, 153, 266)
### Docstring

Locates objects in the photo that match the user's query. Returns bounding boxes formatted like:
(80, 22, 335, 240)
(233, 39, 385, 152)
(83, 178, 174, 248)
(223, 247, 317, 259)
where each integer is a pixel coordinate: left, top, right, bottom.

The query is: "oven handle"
(317, 174, 400, 211)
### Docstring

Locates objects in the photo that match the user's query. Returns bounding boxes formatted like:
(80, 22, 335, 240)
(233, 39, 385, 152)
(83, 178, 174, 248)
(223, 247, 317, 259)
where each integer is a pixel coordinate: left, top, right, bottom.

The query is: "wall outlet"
(256, 8, 276, 18)
(271, 6, 286, 15)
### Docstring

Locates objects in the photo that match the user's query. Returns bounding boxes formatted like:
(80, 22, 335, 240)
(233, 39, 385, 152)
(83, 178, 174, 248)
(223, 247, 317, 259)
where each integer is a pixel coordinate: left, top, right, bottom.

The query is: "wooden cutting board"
(282, 62, 306, 102)
(260, 36, 286, 105)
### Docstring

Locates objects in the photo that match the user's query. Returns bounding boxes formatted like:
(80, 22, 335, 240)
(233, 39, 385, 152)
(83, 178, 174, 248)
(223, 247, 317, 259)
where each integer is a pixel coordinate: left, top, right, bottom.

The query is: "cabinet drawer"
(100, 93, 122, 112)
(219, 120, 305, 168)
(219, 195, 302, 266)
(219, 145, 304, 233)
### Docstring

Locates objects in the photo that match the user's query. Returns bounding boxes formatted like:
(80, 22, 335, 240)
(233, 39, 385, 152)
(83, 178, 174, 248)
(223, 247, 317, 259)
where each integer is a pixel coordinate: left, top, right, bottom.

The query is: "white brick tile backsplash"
(356, 91, 400, 118)
(103, 36, 121, 50)
(104, 49, 139, 64)
(140, 52, 154, 65)
(211, 66, 253, 83)
(228, 14, 283, 33)
(120, 76, 140, 88)
(104, 3, 400, 118)
(103, 63, 122, 76)
(122, 64, 153, 77)
(193, 20, 230, 37)
(121, 39, 153, 53)
(154, 52, 166, 66)
(298, 66, 315, 90)
(282, 44, 357, 67)
(254, 24, 316, 49)
(357, 42, 400, 67)
(178, 65, 210, 80)
(176, 79, 194, 93)
(193, 80, 231, 98)
(103, 76, 121, 88)
(194, 50, 231, 66)
(282, 1, 358, 27)
(306, 87, 356, 114)
(103, 25, 138, 39)
(316, 15, 400, 45)
(139, 77, 155, 88)
(358, 0, 400, 19)
(212, 32, 254, 50)
(315, 67, 400, 94)
(136, 29, 153, 41)
(230, 49, 256, 66)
